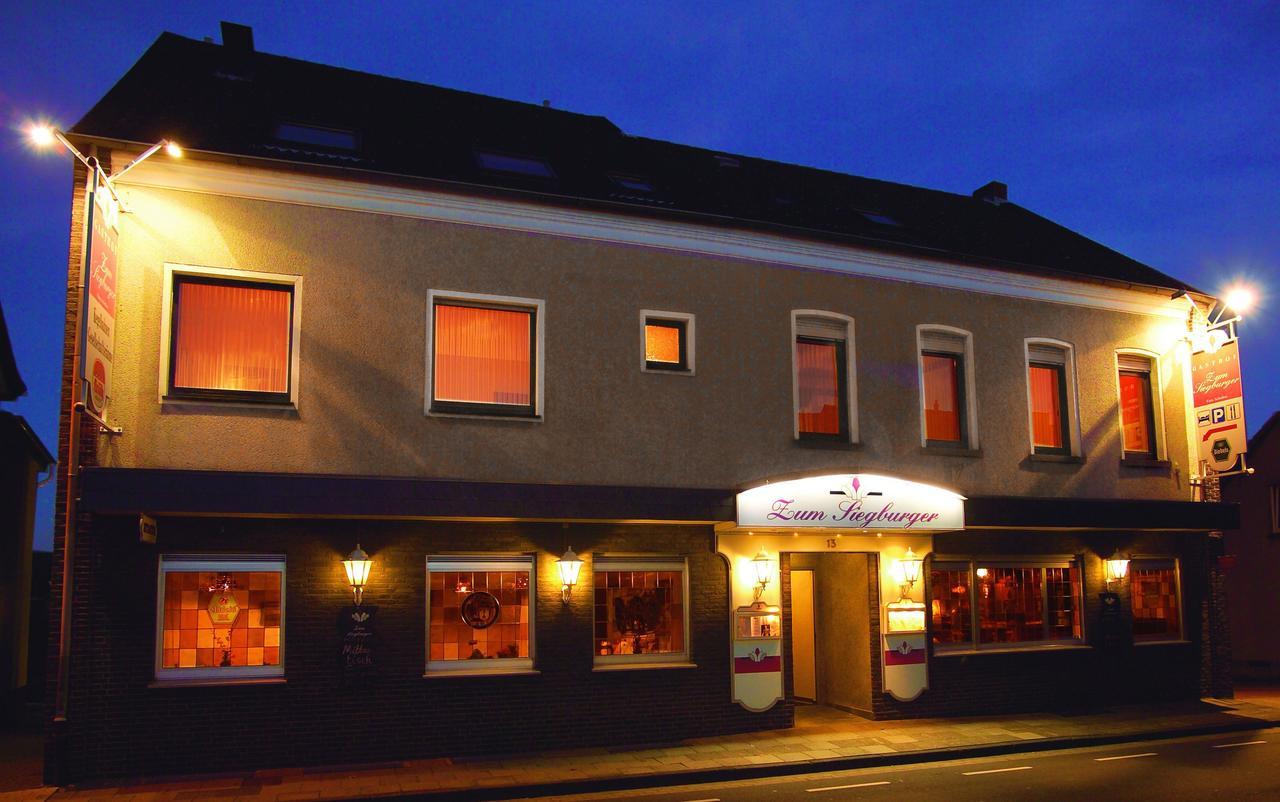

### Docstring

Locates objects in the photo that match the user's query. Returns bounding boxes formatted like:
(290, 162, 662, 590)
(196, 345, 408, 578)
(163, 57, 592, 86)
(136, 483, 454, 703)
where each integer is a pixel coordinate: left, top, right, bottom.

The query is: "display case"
(732, 603, 783, 712)
(882, 599, 928, 702)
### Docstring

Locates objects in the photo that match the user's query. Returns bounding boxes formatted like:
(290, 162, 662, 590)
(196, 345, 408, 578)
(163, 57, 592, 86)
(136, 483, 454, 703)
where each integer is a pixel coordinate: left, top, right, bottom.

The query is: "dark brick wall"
(868, 530, 1210, 719)
(58, 516, 791, 782)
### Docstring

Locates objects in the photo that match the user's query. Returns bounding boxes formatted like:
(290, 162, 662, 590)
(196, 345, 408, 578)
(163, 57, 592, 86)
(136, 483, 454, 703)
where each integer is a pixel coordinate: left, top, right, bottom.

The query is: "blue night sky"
(3, 2, 1278, 551)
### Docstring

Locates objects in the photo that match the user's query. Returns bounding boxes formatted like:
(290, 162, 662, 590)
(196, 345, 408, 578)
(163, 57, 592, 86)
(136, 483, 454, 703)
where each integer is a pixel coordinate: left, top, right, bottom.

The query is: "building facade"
(46, 26, 1237, 783)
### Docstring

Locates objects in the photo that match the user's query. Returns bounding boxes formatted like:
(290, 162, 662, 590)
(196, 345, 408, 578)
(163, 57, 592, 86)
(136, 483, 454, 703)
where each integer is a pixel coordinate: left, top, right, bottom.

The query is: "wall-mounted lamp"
(556, 546, 583, 604)
(751, 549, 774, 601)
(894, 547, 924, 601)
(342, 544, 373, 606)
(1104, 550, 1130, 586)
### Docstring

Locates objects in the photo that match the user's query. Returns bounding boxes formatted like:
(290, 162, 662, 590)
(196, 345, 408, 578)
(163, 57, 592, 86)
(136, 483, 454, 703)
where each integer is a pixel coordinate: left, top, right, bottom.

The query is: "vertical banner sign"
(1191, 339, 1247, 471)
(83, 173, 119, 415)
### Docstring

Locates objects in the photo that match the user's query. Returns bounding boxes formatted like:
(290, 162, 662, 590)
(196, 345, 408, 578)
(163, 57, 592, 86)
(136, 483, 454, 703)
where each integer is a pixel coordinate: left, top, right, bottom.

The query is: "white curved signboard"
(737, 474, 964, 530)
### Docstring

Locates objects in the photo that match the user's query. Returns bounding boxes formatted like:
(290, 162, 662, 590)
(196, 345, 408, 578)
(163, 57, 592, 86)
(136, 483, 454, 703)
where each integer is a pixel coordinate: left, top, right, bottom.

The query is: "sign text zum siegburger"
(767, 498, 941, 528)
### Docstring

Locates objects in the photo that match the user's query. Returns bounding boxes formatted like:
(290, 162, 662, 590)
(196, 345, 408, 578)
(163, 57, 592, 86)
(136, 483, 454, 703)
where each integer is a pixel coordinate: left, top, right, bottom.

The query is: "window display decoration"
(460, 591, 501, 629)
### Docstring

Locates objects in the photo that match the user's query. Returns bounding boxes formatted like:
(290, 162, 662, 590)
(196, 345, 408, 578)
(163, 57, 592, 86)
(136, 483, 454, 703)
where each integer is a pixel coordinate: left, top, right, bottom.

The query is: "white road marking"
(1094, 752, 1158, 761)
(1212, 740, 1267, 749)
(961, 766, 1034, 776)
(805, 780, 892, 792)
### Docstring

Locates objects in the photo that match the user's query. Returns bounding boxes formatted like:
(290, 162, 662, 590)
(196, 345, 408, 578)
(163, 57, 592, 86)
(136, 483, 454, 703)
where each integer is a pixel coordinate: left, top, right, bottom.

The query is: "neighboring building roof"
(1249, 410, 1280, 452)
(73, 30, 1198, 295)
(0, 301, 27, 401)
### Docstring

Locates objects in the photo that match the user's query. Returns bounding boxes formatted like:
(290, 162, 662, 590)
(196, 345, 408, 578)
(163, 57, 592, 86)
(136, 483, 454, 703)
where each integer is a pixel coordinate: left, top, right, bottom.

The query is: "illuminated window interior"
(1131, 559, 1180, 642)
(433, 302, 534, 412)
(1029, 363, 1067, 451)
(427, 558, 533, 671)
(594, 562, 686, 661)
(644, 319, 687, 370)
(1119, 357, 1156, 456)
(931, 560, 1082, 650)
(922, 353, 962, 443)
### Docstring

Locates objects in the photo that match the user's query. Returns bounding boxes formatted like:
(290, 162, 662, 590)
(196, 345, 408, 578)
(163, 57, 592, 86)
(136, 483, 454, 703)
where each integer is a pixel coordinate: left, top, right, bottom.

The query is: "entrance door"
(791, 569, 817, 702)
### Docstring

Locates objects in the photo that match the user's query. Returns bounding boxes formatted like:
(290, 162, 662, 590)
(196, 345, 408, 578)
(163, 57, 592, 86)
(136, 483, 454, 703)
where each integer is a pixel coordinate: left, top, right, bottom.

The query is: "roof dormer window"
(274, 122, 357, 151)
(610, 174, 655, 193)
(475, 150, 556, 178)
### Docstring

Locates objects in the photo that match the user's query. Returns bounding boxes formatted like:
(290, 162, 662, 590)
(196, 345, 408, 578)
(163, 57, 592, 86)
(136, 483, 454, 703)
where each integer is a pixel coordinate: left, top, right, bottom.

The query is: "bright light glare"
(1223, 286, 1256, 315)
(164, 141, 183, 158)
(28, 124, 56, 148)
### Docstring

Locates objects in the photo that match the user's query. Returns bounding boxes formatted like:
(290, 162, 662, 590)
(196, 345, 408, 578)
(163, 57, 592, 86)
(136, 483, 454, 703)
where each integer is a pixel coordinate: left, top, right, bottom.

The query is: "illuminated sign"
(736, 474, 965, 530)
(83, 177, 119, 415)
(1191, 339, 1247, 471)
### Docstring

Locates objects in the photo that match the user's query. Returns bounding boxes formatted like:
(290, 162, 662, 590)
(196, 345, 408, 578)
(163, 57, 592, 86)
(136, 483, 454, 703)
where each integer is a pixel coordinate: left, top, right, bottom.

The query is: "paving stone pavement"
(2, 690, 1277, 802)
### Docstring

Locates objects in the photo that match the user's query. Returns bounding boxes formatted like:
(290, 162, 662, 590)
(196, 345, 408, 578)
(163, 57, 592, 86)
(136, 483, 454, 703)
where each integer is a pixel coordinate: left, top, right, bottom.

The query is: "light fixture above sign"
(736, 474, 965, 531)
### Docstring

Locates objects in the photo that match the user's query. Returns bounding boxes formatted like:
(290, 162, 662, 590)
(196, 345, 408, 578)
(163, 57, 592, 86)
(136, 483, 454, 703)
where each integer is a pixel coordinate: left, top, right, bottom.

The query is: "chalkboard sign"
(339, 605, 377, 682)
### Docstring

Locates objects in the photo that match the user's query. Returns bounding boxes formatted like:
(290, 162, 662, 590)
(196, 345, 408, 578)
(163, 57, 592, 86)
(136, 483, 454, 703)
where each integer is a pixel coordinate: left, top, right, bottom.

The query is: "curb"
(330, 714, 1280, 802)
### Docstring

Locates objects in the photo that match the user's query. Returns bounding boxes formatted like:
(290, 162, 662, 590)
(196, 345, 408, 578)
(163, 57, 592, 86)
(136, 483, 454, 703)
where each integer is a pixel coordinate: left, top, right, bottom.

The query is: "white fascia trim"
(114, 157, 1188, 320)
(791, 310, 859, 443)
(158, 263, 303, 407)
(425, 289, 546, 418)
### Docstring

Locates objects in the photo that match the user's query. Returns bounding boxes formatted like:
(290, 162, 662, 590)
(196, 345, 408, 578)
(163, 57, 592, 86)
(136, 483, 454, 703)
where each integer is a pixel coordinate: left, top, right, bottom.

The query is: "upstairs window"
(918, 328, 973, 448)
(475, 150, 555, 178)
(162, 267, 299, 405)
(793, 314, 855, 441)
(641, 311, 694, 373)
(1027, 342, 1074, 456)
(1118, 353, 1158, 458)
(429, 292, 541, 417)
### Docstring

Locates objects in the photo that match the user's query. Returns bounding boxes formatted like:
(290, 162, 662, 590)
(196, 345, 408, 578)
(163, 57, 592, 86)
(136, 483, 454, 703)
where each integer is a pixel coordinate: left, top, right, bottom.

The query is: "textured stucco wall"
(98, 181, 1195, 501)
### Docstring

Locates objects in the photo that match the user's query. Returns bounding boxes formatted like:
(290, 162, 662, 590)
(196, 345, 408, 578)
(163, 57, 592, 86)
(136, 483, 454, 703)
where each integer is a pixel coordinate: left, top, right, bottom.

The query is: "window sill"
(933, 643, 1091, 657)
(642, 366, 695, 376)
(149, 676, 286, 689)
(426, 410, 543, 424)
(423, 668, 541, 679)
(795, 437, 861, 450)
(920, 446, 982, 458)
(160, 398, 298, 414)
(592, 661, 698, 673)
(1134, 639, 1193, 647)
(1120, 456, 1171, 469)
(1029, 453, 1084, 464)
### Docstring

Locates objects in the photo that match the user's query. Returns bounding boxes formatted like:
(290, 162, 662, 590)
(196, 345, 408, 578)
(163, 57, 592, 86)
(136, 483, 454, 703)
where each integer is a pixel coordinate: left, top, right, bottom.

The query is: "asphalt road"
(510, 727, 1280, 801)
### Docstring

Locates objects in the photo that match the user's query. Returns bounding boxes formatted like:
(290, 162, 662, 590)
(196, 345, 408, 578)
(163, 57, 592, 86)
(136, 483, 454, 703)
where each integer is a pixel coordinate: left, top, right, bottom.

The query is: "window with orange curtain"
(922, 352, 963, 444)
(169, 277, 293, 402)
(1029, 363, 1068, 453)
(1119, 368, 1155, 456)
(796, 337, 845, 437)
(644, 320, 686, 370)
(1130, 559, 1181, 642)
(157, 556, 285, 680)
(432, 302, 534, 414)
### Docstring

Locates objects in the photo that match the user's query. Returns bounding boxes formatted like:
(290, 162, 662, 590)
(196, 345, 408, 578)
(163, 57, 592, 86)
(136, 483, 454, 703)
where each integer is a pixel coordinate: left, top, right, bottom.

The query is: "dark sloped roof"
(74, 32, 1195, 294)
(0, 301, 27, 401)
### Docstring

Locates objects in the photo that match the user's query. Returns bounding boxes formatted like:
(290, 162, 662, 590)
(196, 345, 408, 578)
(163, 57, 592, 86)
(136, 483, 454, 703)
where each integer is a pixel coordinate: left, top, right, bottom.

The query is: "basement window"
(475, 150, 556, 178)
(275, 122, 358, 151)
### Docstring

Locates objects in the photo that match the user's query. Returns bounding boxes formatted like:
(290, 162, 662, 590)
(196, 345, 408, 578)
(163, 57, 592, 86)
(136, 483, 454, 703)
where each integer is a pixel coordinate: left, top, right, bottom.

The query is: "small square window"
(640, 311, 694, 374)
(163, 270, 298, 405)
(156, 556, 285, 681)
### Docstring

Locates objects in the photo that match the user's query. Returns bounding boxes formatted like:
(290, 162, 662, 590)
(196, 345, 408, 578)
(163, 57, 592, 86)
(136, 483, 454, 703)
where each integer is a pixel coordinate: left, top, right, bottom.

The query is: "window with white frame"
(793, 312, 857, 441)
(1130, 558, 1182, 642)
(156, 555, 285, 681)
(160, 265, 301, 405)
(930, 557, 1083, 650)
(1117, 352, 1159, 459)
(593, 557, 689, 665)
(1026, 341, 1077, 456)
(426, 556, 534, 673)
(641, 310, 694, 373)
(427, 291, 544, 418)
(918, 327, 976, 449)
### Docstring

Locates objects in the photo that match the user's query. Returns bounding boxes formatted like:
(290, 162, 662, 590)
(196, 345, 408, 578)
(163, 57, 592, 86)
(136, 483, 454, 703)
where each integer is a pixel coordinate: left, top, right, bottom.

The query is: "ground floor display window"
(427, 556, 533, 673)
(930, 558, 1083, 650)
(593, 557, 688, 665)
(1130, 558, 1182, 642)
(155, 555, 285, 681)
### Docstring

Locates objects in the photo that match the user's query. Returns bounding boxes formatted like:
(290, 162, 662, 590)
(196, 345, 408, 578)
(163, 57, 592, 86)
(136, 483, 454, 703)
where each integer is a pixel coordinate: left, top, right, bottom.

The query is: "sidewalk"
(6, 689, 1280, 802)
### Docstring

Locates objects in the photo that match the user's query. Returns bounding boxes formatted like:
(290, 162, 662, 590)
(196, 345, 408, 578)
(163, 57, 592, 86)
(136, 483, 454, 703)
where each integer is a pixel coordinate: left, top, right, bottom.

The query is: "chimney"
(221, 21, 254, 53)
(972, 180, 1008, 204)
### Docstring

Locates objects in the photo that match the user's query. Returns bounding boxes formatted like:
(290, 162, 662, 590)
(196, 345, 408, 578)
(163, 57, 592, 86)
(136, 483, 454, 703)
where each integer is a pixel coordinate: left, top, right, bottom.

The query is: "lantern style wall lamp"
(1104, 549, 1130, 588)
(342, 544, 373, 606)
(750, 549, 774, 601)
(893, 547, 924, 601)
(556, 546, 583, 604)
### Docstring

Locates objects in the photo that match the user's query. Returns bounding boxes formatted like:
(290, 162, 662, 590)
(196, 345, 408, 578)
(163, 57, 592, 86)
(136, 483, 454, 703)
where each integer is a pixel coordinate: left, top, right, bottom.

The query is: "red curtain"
(1119, 372, 1150, 452)
(645, 325, 681, 363)
(434, 304, 531, 405)
(172, 282, 291, 393)
(1029, 365, 1063, 448)
(796, 340, 839, 434)
(922, 354, 960, 441)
